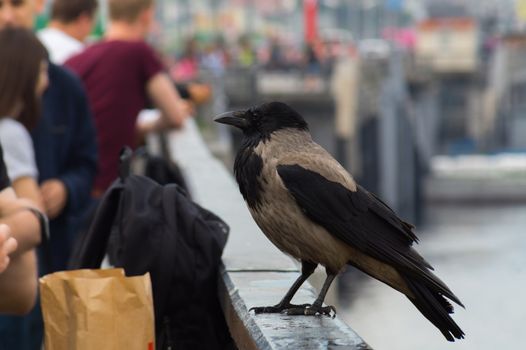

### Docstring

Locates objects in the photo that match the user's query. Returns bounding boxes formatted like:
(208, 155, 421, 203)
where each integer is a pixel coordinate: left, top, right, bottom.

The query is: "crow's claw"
(285, 304, 337, 318)
(250, 306, 281, 314)
(250, 303, 311, 314)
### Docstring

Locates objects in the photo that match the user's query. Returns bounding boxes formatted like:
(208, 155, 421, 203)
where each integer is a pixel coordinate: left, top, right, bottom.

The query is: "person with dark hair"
(0, 27, 48, 208)
(0, 27, 48, 317)
(38, 0, 98, 64)
(0, 1, 97, 348)
(0, 0, 97, 273)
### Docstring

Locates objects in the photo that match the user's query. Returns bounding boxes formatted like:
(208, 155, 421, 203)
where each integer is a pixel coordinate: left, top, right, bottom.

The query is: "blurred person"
(167, 37, 212, 109)
(201, 40, 226, 79)
(0, 1, 97, 348)
(200, 40, 227, 110)
(304, 41, 321, 74)
(171, 36, 200, 82)
(66, 0, 188, 195)
(0, 27, 48, 210)
(268, 36, 285, 69)
(37, 0, 98, 64)
(0, 0, 97, 271)
(0, 29, 48, 314)
(200, 39, 231, 154)
(237, 34, 255, 67)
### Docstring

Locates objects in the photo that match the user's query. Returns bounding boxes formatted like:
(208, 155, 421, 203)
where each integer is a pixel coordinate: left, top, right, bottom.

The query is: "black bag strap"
(69, 183, 122, 269)
(119, 147, 133, 182)
(145, 134, 191, 196)
(155, 185, 178, 322)
(69, 147, 133, 269)
(33, 208, 51, 270)
(18, 207, 53, 274)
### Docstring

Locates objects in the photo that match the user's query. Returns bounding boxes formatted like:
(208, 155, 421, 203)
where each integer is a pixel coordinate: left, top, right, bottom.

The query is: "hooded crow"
(215, 101, 465, 341)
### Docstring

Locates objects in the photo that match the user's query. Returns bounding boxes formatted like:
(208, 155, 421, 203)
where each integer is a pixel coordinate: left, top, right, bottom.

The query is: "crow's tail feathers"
(404, 277, 465, 341)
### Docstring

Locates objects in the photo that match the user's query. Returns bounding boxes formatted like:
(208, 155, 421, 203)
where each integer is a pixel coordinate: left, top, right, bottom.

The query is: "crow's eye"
(248, 108, 260, 121)
(248, 108, 259, 119)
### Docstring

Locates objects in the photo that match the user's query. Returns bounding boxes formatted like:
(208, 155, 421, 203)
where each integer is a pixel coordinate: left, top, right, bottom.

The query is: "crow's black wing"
(277, 164, 433, 274)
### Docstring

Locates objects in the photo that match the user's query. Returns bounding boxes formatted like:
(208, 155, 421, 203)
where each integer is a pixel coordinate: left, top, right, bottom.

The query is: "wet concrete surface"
(223, 270, 371, 350)
(338, 203, 526, 350)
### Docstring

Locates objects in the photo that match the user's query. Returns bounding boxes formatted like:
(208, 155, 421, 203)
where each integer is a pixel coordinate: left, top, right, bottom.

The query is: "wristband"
(25, 207, 50, 243)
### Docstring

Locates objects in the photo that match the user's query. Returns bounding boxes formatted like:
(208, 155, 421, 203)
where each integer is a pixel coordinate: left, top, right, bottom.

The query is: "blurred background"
(38, 0, 525, 348)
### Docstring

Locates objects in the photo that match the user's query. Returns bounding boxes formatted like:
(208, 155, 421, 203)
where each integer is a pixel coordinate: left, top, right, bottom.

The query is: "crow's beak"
(214, 110, 249, 129)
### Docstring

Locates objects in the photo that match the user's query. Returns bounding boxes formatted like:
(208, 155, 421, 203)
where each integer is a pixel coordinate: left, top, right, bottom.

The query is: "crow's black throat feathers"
(234, 139, 264, 209)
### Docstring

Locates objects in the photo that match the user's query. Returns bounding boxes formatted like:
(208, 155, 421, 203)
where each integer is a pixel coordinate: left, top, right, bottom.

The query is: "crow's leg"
(250, 261, 317, 314)
(285, 270, 337, 318)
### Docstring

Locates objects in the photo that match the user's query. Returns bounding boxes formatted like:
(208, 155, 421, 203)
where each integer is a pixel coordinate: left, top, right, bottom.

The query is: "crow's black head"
(215, 102, 308, 208)
(214, 102, 308, 139)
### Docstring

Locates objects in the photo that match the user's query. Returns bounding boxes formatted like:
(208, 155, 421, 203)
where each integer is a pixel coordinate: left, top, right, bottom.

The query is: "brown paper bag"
(40, 268, 155, 350)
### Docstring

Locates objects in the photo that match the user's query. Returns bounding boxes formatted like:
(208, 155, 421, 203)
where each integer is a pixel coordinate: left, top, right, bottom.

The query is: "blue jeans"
(0, 302, 43, 350)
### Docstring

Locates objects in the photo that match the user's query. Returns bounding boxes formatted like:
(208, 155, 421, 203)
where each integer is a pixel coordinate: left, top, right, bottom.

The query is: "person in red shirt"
(66, 0, 188, 195)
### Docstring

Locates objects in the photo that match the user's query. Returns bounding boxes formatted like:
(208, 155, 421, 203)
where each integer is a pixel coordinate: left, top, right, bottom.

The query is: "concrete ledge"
(221, 270, 371, 350)
(153, 120, 371, 349)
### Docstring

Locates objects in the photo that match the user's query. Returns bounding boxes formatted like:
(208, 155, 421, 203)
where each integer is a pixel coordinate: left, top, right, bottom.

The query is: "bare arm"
(12, 176, 44, 212)
(0, 211, 40, 256)
(0, 250, 38, 315)
(146, 72, 188, 130)
(0, 194, 40, 315)
(0, 188, 41, 255)
(0, 184, 41, 315)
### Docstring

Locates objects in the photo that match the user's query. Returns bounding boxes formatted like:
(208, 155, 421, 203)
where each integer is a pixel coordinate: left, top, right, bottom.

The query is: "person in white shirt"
(37, 0, 98, 64)
(0, 27, 48, 316)
(0, 27, 48, 206)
